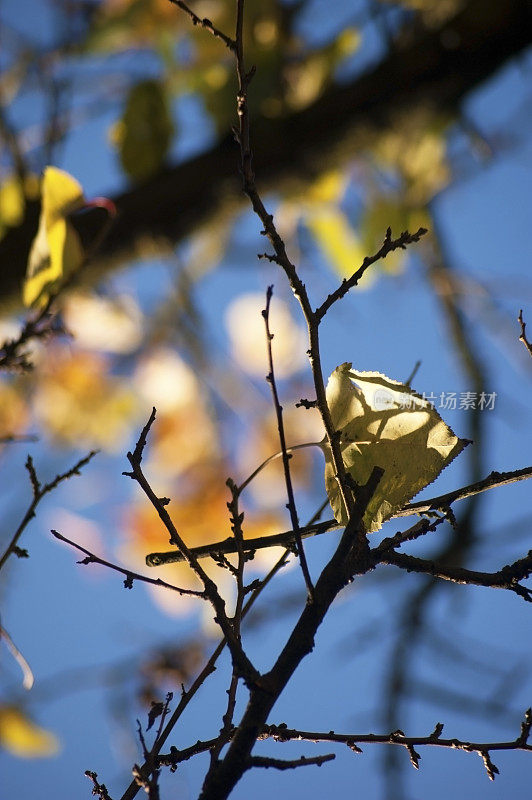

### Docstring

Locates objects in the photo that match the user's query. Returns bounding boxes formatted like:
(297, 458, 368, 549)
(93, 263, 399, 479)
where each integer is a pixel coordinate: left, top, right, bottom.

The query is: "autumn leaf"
(0, 706, 59, 758)
(323, 363, 468, 531)
(23, 167, 86, 308)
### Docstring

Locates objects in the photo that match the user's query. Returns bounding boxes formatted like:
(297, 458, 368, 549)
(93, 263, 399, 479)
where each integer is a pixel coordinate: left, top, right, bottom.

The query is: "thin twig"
(316, 226, 428, 321)
(50, 530, 206, 597)
(236, 442, 322, 496)
(231, 0, 356, 526)
(378, 548, 532, 602)
(146, 465, 532, 565)
(0, 450, 97, 571)
(120, 507, 320, 800)
(260, 712, 532, 781)
(518, 309, 532, 358)
(248, 753, 335, 770)
(263, 286, 314, 599)
(397, 465, 532, 517)
(124, 411, 259, 686)
(85, 771, 114, 800)
(168, 0, 236, 50)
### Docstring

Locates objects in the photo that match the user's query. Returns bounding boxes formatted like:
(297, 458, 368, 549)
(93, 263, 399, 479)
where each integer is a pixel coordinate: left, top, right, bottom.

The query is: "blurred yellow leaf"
(307, 207, 368, 281)
(62, 291, 143, 354)
(0, 706, 59, 758)
(33, 348, 137, 450)
(323, 363, 467, 531)
(0, 175, 25, 232)
(238, 406, 324, 507)
(0, 382, 29, 440)
(360, 199, 430, 275)
(284, 54, 329, 111)
(225, 292, 306, 378)
(334, 27, 361, 58)
(23, 167, 85, 308)
(307, 170, 347, 204)
(116, 79, 174, 181)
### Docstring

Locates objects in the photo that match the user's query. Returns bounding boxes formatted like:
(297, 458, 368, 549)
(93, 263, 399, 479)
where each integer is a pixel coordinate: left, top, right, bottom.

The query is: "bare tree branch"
(50, 529, 206, 598)
(518, 309, 532, 358)
(377, 549, 532, 602)
(145, 466, 532, 565)
(260, 712, 532, 781)
(0, 450, 97, 571)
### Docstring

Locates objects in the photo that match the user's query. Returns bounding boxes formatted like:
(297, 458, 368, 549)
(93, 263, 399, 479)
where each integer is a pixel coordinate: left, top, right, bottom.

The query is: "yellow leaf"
(323, 363, 467, 531)
(0, 175, 25, 228)
(307, 169, 347, 204)
(23, 167, 85, 308)
(334, 28, 361, 59)
(307, 208, 369, 281)
(0, 706, 59, 758)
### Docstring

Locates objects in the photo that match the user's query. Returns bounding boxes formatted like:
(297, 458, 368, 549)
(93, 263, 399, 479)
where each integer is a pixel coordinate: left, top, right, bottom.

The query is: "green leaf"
(323, 363, 468, 531)
(116, 79, 174, 182)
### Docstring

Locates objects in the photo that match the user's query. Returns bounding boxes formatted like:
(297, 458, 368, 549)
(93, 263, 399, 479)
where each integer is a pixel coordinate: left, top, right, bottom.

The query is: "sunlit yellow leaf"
(323, 363, 467, 531)
(0, 706, 59, 758)
(23, 167, 85, 308)
(307, 208, 369, 281)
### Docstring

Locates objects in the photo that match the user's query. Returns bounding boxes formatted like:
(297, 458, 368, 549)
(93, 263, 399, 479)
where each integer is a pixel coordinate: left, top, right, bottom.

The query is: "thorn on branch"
(407, 744, 421, 770)
(258, 252, 281, 264)
(295, 398, 318, 409)
(430, 722, 444, 740)
(480, 749, 500, 781)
